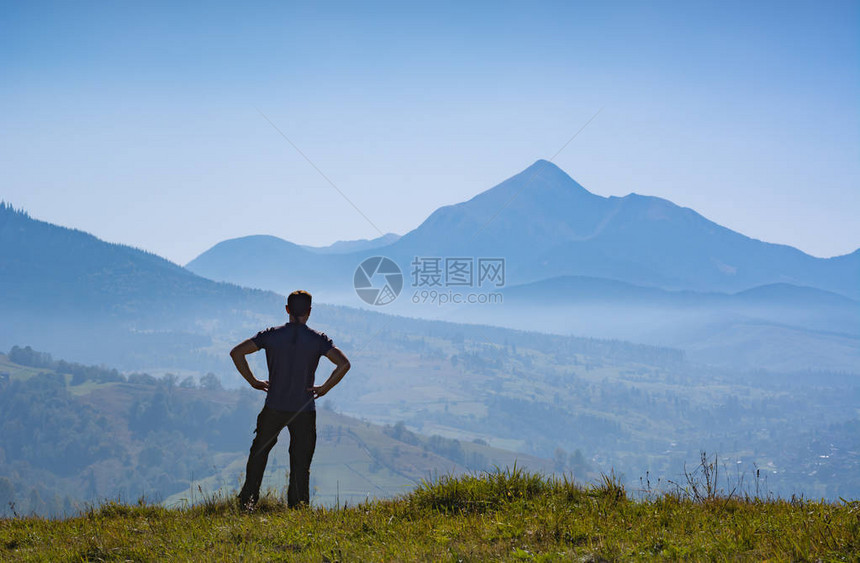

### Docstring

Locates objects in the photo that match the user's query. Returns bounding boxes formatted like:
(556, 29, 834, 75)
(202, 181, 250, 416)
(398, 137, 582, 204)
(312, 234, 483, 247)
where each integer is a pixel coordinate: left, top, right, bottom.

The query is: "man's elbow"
(341, 360, 351, 372)
(229, 346, 243, 360)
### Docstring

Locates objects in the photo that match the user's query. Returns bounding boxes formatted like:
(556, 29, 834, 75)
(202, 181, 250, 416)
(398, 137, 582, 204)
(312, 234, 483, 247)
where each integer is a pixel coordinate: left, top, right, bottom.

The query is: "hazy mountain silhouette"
(389, 160, 859, 297)
(0, 204, 281, 319)
(186, 160, 860, 300)
(502, 275, 858, 311)
(301, 233, 401, 254)
(0, 204, 283, 367)
(188, 235, 327, 295)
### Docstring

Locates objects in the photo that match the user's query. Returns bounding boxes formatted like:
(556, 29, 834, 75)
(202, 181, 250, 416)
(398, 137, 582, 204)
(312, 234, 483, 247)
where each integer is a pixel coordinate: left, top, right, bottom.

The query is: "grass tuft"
(410, 464, 549, 514)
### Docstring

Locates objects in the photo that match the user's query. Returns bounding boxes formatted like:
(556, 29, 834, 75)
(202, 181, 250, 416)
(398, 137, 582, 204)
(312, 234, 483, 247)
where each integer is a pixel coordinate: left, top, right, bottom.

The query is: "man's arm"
(309, 347, 350, 399)
(230, 339, 269, 392)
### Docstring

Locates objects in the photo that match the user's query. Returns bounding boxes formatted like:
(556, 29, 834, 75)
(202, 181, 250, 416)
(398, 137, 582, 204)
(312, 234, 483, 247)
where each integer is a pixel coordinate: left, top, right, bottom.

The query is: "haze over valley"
(1, 159, 857, 515)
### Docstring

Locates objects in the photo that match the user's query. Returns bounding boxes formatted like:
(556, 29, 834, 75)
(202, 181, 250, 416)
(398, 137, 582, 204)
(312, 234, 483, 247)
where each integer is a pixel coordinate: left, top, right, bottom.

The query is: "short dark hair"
(288, 290, 312, 318)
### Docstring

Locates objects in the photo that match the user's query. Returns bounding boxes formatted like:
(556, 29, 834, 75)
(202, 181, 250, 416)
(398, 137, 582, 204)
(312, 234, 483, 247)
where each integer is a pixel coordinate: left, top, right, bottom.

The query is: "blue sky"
(1, 0, 857, 263)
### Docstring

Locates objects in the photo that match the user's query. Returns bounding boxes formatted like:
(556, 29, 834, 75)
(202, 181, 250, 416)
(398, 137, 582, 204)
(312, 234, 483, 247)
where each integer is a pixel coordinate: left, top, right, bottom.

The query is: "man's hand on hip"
(309, 347, 350, 400)
(309, 384, 330, 399)
(251, 379, 270, 392)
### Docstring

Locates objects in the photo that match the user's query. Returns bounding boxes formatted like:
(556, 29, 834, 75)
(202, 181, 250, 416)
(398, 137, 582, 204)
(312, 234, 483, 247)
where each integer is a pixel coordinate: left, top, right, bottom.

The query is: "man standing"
(230, 290, 350, 509)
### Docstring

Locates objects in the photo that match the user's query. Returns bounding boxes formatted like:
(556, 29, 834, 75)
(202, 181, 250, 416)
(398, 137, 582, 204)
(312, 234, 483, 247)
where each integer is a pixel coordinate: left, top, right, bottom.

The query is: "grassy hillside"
(163, 409, 560, 510)
(1, 469, 856, 561)
(0, 350, 558, 517)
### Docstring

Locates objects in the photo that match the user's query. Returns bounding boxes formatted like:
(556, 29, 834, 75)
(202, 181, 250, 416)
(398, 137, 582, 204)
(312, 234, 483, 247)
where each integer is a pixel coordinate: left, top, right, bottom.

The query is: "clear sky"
(1, 0, 857, 263)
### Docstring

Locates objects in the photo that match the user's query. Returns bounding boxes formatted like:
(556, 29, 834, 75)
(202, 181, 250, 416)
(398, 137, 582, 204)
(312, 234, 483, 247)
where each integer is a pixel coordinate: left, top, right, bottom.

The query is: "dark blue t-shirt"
(251, 323, 334, 412)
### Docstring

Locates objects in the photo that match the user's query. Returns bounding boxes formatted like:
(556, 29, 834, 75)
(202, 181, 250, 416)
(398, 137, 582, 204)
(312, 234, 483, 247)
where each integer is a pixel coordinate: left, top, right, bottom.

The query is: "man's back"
(251, 323, 333, 412)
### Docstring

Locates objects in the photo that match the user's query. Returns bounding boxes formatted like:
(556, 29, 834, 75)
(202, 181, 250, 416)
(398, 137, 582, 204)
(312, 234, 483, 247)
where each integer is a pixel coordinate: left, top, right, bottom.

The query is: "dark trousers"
(239, 405, 316, 508)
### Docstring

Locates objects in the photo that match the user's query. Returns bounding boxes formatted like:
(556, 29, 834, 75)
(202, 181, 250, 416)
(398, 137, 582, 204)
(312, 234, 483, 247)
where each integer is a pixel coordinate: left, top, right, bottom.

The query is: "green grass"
(0, 354, 45, 382)
(2, 468, 857, 561)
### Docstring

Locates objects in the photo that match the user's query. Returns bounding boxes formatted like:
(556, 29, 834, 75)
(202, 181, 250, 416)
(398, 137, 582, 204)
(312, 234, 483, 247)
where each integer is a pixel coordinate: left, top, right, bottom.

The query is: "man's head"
(286, 290, 312, 321)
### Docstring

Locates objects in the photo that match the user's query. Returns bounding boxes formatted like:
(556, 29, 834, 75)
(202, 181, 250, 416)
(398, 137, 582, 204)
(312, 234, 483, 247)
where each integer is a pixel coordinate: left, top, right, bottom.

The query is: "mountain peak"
(527, 158, 556, 170)
(505, 160, 593, 198)
(523, 158, 578, 180)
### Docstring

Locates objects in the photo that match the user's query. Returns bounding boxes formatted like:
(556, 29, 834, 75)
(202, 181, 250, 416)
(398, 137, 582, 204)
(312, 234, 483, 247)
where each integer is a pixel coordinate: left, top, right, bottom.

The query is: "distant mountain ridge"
(0, 203, 283, 367)
(387, 160, 859, 296)
(301, 233, 401, 254)
(186, 160, 860, 301)
(502, 275, 858, 310)
(0, 203, 281, 319)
